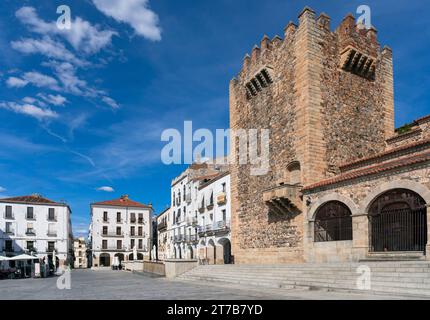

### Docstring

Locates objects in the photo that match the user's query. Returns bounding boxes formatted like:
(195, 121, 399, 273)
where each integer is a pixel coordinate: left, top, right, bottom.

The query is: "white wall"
(0, 202, 72, 264)
(91, 205, 152, 261)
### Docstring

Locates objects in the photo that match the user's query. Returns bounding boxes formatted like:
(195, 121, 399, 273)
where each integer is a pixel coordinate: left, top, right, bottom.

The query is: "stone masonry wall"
(229, 8, 395, 264)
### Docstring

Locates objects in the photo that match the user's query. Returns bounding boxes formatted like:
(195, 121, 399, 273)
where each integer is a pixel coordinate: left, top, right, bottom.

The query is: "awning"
(0, 256, 9, 261)
(7, 254, 40, 261)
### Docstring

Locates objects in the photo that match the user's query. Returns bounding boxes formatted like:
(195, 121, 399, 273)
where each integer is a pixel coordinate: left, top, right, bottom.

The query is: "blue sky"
(0, 0, 429, 237)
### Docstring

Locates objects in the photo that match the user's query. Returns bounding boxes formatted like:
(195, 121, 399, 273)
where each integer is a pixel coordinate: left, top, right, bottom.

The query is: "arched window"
(314, 201, 352, 242)
(287, 161, 301, 185)
(368, 189, 427, 252)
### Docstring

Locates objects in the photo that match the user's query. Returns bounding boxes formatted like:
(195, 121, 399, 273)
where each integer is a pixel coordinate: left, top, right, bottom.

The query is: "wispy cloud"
(0, 186, 6, 193)
(96, 186, 115, 192)
(11, 36, 85, 66)
(6, 76, 28, 88)
(92, 0, 162, 41)
(15, 6, 117, 55)
(37, 93, 68, 106)
(0, 101, 58, 120)
(7, 71, 60, 91)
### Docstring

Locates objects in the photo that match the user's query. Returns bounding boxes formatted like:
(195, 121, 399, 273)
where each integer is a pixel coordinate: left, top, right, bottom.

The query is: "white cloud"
(46, 61, 90, 96)
(7, 72, 61, 91)
(102, 96, 119, 109)
(0, 186, 6, 193)
(6, 76, 28, 88)
(0, 102, 59, 120)
(37, 93, 68, 106)
(92, 0, 161, 41)
(96, 186, 115, 192)
(15, 6, 116, 54)
(11, 37, 85, 66)
(22, 71, 60, 90)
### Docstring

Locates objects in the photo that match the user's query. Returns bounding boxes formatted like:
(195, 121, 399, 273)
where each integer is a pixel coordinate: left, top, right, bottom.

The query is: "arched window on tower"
(287, 161, 301, 185)
(314, 201, 353, 242)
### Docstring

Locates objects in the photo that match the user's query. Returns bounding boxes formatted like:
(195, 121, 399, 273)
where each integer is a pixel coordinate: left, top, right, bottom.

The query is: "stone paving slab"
(0, 270, 425, 300)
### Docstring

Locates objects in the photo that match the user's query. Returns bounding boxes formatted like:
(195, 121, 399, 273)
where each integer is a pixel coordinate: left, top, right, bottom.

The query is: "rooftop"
(0, 194, 66, 206)
(91, 195, 152, 209)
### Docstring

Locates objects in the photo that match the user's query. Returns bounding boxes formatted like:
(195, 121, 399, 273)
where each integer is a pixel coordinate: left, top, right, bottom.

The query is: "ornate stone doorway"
(368, 189, 428, 253)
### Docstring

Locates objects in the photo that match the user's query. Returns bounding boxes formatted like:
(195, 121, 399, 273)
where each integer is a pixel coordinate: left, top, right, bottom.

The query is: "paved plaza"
(0, 269, 420, 300)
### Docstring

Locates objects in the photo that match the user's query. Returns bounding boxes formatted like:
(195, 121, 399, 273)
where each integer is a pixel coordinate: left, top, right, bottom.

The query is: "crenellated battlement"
(233, 6, 386, 86)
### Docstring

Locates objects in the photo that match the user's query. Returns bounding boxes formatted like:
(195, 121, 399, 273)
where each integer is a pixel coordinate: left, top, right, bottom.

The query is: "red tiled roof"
(340, 138, 430, 171)
(415, 114, 430, 125)
(0, 194, 64, 205)
(91, 195, 151, 208)
(303, 151, 430, 191)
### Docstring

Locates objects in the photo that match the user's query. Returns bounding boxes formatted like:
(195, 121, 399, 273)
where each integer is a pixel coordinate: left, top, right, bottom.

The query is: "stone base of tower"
(232, 247, 304, 265)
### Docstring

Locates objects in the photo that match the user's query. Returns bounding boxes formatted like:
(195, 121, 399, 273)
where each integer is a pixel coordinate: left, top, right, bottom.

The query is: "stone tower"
(229, 7, 395, 264)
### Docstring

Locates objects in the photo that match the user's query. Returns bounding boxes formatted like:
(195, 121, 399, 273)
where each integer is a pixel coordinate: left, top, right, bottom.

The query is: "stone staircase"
(178, 262, 430, 298)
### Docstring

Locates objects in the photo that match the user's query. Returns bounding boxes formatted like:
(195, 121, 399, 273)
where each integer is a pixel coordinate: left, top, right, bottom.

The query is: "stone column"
(352, 214, 369, 261)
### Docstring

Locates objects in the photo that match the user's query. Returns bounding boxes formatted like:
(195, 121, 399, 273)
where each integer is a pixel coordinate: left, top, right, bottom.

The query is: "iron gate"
(369, 207, 427, 252)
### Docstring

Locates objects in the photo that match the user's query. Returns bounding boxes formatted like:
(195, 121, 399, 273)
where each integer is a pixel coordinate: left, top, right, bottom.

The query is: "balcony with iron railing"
(4, 229, 15, 236)
(174, 235, 185, 243)
(198, 220, 231, 236)
(198, 201, 205, 213)
(46, 247, 57, 253)
(186, 217, 198, 226)
(101, 231, 124, 238)
(185, 193, 192, 204)
(47, 231, 58, 237)
(4, 212, 14, 220)
(102, 218, 109, 223)
(47, 214, 57, 222)
(2, 247, 14, 253)
(185, 234, 198, 243)
(25, 229, 36, 236)
(101, 245, 126, 252)
(158, 220, 167, 231)
(206, 196, 214, 210)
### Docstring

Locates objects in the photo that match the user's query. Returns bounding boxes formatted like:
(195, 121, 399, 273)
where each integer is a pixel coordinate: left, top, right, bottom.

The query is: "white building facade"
(156, 207, 170, 261)
(0, 194, 73, 268)
(197, 172, 232, 264)
(73, 237, 87, 268)
(90, 195, 153, 267)
(167, 161, 231, 264)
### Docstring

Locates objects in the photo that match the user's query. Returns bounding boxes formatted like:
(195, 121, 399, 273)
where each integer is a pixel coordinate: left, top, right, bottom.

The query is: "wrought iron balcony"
(158, 221, 167, 231)
(262, 184, 302, 216)
(4, 212, 14, 220)
(47, 214, 57, 222)
(185, 193, 192, 204)
(47, 231, 58, 237)
(174, 235, 185, 243)
(101, 246, 126, 252)
(101, 231, 124, 238)
(2, 247, 14, 253)
(186, 217, 198, 226)
(26, 229, 36, 236)
(185, 234, 198, 243)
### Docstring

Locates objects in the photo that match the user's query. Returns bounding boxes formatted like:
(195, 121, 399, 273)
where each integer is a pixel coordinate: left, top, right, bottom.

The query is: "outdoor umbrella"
(133, 246, 137, 261)
(7, 254, 39, 261)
